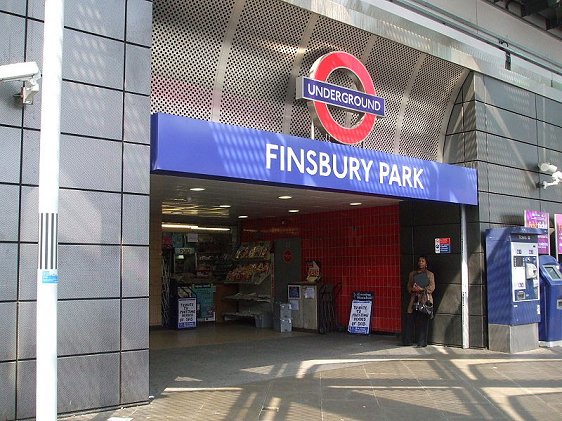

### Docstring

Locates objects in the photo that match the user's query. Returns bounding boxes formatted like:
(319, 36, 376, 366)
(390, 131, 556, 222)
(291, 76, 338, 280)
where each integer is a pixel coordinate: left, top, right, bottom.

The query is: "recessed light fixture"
(238, 215, 248, 219)
(288, 209, 300, 213)
(189, 187, 205, 191)
(219, 204, 231, 208)
(350, 202, 362, 206)
(278, 195, 292, 200)
(161, 223, 230, 232)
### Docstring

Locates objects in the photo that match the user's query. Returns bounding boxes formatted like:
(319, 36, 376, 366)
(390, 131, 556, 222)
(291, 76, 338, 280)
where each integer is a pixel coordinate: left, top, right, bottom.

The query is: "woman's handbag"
(414, 291, 434, 319)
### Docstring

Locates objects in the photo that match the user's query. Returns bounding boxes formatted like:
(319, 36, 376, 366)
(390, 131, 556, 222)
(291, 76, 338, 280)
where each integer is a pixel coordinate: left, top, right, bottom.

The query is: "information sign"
(177, 297, 197, 329)
(348, 292, 373, 335)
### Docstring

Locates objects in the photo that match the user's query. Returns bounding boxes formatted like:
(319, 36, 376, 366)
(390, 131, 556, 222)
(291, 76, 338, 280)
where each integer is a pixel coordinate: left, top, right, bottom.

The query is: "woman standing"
(402, 255, 435, 347)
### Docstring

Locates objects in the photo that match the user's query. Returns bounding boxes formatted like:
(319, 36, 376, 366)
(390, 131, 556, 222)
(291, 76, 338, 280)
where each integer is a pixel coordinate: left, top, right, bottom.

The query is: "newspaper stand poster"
(348, 292, 373, 335)
(178, 297, 197, 329)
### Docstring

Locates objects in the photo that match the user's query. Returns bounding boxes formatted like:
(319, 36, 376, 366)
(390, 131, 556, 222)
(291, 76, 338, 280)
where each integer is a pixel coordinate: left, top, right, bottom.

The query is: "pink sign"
(524, 210, 550, 255)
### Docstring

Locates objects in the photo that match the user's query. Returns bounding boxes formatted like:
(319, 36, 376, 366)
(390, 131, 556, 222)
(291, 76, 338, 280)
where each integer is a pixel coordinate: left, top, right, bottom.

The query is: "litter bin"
(539, 255, 562, 346)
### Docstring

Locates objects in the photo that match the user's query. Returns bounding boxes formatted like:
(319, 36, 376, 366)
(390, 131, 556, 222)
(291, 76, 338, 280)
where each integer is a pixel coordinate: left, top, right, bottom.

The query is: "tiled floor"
(63, 323, 562, 421)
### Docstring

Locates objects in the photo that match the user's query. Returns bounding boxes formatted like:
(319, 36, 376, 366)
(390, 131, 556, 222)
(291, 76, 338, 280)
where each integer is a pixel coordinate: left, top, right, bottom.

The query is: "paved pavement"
(63, 327, 562, 421)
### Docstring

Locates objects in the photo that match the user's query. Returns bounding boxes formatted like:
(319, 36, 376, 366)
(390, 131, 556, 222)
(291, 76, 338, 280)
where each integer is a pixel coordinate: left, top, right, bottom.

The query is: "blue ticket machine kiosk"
(486, 227, 542, 352)
(538, 255, 562, 346)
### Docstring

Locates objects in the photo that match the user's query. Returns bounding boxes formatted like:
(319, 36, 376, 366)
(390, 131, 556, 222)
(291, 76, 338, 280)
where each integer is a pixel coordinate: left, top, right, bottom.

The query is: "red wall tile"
(241, 205, 401, 333)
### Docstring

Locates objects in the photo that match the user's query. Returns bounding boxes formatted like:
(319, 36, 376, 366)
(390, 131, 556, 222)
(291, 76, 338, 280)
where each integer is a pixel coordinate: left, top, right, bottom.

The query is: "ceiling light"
(161, 223, 230, 232)
(189, 187, 205, 191)
(350, 202, 362, 206)
(238, 215, 248, 219)
(288, 209, 300, 213)
(219, 204, 231, 208)
(278, 195, 292, 199)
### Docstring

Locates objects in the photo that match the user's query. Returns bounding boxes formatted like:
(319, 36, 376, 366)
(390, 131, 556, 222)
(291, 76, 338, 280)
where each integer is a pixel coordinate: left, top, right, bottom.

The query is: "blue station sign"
(151, 113, 478, 205)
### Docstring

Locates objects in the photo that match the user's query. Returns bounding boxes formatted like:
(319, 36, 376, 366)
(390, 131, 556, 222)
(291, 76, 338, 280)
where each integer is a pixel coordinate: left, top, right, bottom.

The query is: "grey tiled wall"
(0, 1, 152, 418)
(443, 72, 562, 348)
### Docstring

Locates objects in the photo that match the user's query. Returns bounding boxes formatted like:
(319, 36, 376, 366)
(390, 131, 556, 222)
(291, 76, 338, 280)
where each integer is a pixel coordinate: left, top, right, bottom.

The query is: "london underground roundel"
(296, 51, 385, 145)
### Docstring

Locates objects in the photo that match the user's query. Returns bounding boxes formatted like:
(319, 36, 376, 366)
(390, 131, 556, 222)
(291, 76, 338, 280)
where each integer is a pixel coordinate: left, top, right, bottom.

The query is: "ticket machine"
(486, 227, 543, 352)
(538, 255, 562, 346)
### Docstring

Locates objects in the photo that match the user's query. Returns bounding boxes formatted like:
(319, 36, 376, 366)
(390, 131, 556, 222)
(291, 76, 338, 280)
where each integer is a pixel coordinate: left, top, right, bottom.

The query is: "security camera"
(0, 61, 41, 105)
(539, 162, 558, 174)
(0, 62, 40, 82)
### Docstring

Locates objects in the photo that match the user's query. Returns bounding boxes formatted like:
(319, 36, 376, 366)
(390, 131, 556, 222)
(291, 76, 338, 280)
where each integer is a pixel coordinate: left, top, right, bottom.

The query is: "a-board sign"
(177, 297, 196, 329)
(348, 292, 373, 335)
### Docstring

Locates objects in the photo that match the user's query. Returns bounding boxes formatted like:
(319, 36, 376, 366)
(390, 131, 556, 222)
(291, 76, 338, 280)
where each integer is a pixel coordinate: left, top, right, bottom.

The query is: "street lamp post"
(36, 1, 64, 419)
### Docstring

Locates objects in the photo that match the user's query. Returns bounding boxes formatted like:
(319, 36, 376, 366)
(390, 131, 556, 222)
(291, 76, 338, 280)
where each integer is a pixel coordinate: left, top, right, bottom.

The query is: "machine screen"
(544, 265, 562, 280)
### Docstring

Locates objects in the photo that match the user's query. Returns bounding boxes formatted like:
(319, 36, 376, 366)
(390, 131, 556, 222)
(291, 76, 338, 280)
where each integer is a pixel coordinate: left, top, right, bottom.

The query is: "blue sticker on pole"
(41, 270, 59, 284)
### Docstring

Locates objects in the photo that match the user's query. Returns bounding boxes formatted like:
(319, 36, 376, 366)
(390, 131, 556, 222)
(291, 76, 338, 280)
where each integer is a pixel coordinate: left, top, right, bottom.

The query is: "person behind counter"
(402, 255, 435, 347)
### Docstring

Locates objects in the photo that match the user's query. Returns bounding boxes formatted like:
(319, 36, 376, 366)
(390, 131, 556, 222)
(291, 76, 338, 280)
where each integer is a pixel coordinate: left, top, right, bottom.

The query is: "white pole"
(460, 205, 470, 349)
(36, 1, 64, 420)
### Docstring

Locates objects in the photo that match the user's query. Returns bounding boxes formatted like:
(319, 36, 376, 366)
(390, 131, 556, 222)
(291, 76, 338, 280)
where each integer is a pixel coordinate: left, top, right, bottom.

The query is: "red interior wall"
(241, 205, 401, 333)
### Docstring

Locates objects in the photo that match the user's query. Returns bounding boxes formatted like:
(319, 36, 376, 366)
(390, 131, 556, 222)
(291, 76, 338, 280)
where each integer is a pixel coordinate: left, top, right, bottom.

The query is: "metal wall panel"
(0, 242, 18, 301)
(465, 131, 486, 162)
(122, 194, 149, 245)
(0, 125, 21, 183)
(443, 133, 464, 164)
(485, 133, 539, 171)
(481, 75, 536, 118)
(23, 81, 124, 140)
(0, 362, 15, 420)
(537, 122, 562, 152)
(59, 189, 122, 244)
(434, 283, 462, 314)
(17, 353, 120, 419)
(28, 0, 126, 40)
(24, 18, 43, 65)
(18, 299, 121, 359)
(469, 284, 484, 316)
(123, 143, 150, 194)
(18, 186, 38, 242)
(0, 302, 16, 361)
(484, 105, 538, 145)
(125, 44, 151, 95)
(0, 184, 19, 241)
(446, 103, 463, 135)
(0, 12, 25, 127)
(487, 164, 539, 198)
(0, 1, 25, 14)
(57, 244, 121, 299)
(122, 245, 149, 297)
(59, 135, 123, 191)
(468, 251, 485, 284)
(25, 21, 124, 89)
(126, 0, 153, 47)
(19, 188, 122, 244)
(21, 128, 39, 185)
(121, 350, 149, 404)
(537, 96, 562, 127)
(122, 297, 149, 350)
(431, 314, 462, 346)
(19, 243, 37, 300)
(488, 193, 540, 225)
(63, 29, 125, 89)
(124, 93, 151, 144)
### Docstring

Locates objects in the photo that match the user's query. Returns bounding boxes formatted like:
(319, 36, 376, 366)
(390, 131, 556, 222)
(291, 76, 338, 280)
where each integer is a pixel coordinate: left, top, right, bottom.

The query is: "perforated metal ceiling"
(150, 0, 469, 222)
(151, 0, 467, 161)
